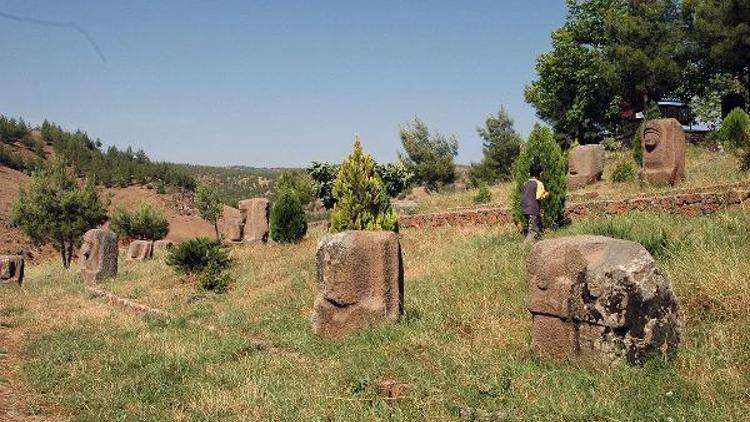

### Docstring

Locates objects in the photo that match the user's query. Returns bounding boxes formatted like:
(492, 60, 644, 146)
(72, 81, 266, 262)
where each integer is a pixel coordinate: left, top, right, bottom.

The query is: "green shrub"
(610, 157, 636, 183)
(110, 202, 169, 241)
(718, 107, 750, 151)
(601, 137, 621, 152)
(330, 138, 398, 233)
(194, 182, 223, 238)
(166, 237, 231, 275)
(270, 189, 307, 243)
(197, 260, 231, 293)
(473, 184, 492, 205)
(375, 162, 413, 198)
(307, 161, 340, 209)
(510, 124, 568, 230)
(275, 170, 314, 205)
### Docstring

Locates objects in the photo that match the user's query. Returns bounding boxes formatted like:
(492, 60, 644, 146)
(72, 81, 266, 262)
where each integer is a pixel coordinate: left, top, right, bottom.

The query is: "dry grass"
(1, 209, 749, 419)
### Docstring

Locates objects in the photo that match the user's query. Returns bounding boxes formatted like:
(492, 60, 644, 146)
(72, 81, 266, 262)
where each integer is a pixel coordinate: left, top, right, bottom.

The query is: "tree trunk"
(214, 222, 220, 240)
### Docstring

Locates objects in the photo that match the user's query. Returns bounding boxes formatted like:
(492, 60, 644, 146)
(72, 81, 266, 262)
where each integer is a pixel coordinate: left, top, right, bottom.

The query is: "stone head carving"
(238, 198, 269, 243)
(567, 144, 605, 189)
(79, 229, 118, 282)
(0, 255, 25, 285)
(641, 118, 686, 185)
(312, 231, 404, 338)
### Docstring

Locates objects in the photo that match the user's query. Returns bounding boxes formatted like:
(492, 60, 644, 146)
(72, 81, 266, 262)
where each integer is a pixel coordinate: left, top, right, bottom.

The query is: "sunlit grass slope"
(1, 209, 749, 420)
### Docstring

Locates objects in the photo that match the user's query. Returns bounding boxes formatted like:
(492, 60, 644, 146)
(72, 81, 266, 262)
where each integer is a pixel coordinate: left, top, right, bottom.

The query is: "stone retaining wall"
(399, 185, 750, 229)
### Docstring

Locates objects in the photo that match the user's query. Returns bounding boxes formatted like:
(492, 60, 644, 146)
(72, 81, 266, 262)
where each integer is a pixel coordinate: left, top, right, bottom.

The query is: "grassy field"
(2, 208, 750, 420)
(414, 146, 750, 214)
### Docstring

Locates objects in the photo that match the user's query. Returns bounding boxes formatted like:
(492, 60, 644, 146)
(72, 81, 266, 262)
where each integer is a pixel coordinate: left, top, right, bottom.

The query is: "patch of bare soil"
(106, 186, 215, 242)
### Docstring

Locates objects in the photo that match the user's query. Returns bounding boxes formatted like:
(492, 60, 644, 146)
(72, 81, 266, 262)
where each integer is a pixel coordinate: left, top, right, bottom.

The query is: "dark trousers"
(524, 214, 542, 242)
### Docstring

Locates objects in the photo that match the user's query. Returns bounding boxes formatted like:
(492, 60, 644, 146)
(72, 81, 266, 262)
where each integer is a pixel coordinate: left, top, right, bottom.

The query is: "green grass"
(2, 210, 750, 419)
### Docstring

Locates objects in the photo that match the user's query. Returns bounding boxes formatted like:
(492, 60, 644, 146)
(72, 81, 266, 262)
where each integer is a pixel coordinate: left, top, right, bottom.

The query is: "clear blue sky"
(0, 1, 566, 167)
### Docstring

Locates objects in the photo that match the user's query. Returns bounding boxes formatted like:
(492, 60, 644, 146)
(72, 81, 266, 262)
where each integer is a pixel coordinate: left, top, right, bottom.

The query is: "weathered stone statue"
(238, 198, 270, 243)
(222, 217, 245, 242)
(567, 144, 605, 188)
(312, 231, 404, 338)
(0, 255, 25, 285)
(527, 235, 681, 365)
(78, 229, 118, 283)
(641, 118, 686, 185)
(126, 240, 153, 261)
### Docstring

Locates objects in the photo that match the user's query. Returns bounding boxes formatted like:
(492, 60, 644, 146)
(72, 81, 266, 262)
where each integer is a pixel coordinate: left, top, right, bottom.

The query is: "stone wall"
(399, 184, 750, 229)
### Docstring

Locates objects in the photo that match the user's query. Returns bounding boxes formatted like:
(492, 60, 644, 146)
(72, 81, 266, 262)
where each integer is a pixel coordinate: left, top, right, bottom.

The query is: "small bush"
(610, 158, 636, 183)
(375, 161, 413, 198)
(473, 184, 492, 205)
(510, 124, 568, 230)
(110, 202, 169, 241)
(601, 137, 621, 152)
(166, 237, 231, 275)
(329, 138, 398, 233)
(270, 189, 307, 243)
(197, 261, 231, 293)
(718, 107, 750, 151)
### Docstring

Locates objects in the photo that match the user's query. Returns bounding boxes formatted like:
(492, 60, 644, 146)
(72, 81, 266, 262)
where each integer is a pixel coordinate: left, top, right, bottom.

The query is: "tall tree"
(194, 182, 223, 239)
(526, 0, 688, 145)
(399, 117, 458, 189)
(686, 0, 750, 98)
(11, 161, 109, 268)
(469, 106, 523, 186)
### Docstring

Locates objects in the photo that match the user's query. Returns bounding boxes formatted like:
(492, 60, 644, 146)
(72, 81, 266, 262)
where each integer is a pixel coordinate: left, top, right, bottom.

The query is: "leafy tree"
(194, 182, 223, 238)
(469, 106, 523, 186)
(330, 137, 398, 233)
(11, 161, 109, 268)
(690, 74, 737, 129)
(274, 170, 314, 205)
(399, 117, 458, 189)
(307, 161, 340, 209)
(270, 189, 308, 243)
(375, 162, 413, 198)
(110, 202, 169, 241)
(526, 0, 688, 145)
(686, 0, 750, 97)
(510, 125, 568, 230)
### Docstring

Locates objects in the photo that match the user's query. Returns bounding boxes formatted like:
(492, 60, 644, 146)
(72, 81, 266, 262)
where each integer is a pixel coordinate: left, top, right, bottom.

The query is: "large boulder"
(238, 198, 270, 243)
(312, 231, 404, 338)
(0, 255, 24, 285)
(641, 118, 686, 186)
(78, 229, 118, 283)
(526, 235, 681, 365)
(127, 240, 154, 261)
(567, 144, 605, 188)
(222, 217, 245, 242)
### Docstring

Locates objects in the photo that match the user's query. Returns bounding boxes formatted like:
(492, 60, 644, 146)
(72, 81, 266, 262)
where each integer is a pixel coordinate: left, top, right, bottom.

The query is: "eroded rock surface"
(78, 229, 118, 283)
(527, 235, 681, 364)
(312, 231, 404, 338)
(0, 255, 24, 285)
(127, 240, 154, 261)
(238, 198, 270, 243)
(641, 118, 686, 186)
(567, 144, 605, 188)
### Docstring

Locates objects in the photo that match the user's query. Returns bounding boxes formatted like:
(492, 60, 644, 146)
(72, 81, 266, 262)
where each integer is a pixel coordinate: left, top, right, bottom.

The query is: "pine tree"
(330, 136, 398, 233)
(270, 189, 308, 243)
(469, 106, 522, 186)
(510, 125, 568, 230)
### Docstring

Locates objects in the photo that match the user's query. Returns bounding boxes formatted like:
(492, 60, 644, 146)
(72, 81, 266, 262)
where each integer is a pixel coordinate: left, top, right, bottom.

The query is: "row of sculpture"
(567, 118, 687, 188)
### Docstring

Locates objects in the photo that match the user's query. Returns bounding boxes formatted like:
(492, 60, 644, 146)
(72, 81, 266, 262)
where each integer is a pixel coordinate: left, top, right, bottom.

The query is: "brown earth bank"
(0, 165, 215, 264)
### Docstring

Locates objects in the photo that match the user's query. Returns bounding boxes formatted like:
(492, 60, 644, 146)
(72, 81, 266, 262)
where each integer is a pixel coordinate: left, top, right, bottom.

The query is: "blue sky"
(0, 1, 567, 167)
